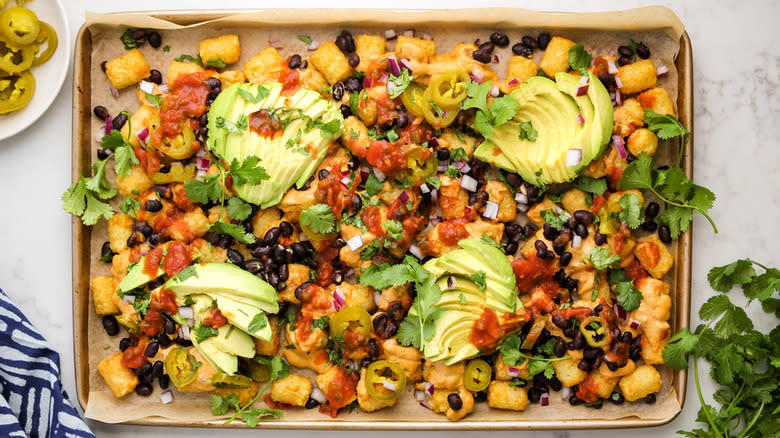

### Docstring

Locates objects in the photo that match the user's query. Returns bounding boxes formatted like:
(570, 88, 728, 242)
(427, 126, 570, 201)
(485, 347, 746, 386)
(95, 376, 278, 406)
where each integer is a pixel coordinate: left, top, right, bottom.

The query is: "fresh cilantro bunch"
(663, 259, 780, 438)
(500, 333, 569, 379)
(644, 109, 691, 166)
(618, 152, 716, 239)
(462, 81, 520, 138)
(214, 355, 288, 427)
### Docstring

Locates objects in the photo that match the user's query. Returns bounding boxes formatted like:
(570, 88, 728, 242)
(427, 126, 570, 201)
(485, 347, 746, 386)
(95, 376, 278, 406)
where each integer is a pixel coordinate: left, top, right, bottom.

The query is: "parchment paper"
(80, 7, 685, 427)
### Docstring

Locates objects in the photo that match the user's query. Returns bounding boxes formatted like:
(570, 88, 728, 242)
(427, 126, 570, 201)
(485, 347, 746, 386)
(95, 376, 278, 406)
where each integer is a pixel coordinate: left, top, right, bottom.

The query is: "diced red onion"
(373, 291, 382, 307)
(419, 400, 431, 410)
(430, 189, 438, 204)
(440, 109, 448, 118)
(613, 303, 627, 320)
(420, 183, 430, 194)
(576, 114, 585, 125)
(515, 192, 528, 203)
(160, 390, 174, 405)
(607, 58, 618, 75)
(409, 244, 423, 259)
(507, 367, 519, 377)
(399, 58, 413, 72)
(122, 295, 135, 305)
(561, 386, 572, 400)
(196, 158, 211, 170)
(437, 161, 449, 173)
(483, 201, 499, 220)
(540, 393, 549, 406)
(385, 29, 397, 40)
(424, 381, 434, 395)
(493, 54, 500, 64)
(447, 276, 458, 290)
(398, 191, 410, 203)
(656, 65, 669, 77)
(379, 73, 389, 84)
(414, 389, 426, 402)
(508, 78, 518, 86)
(158, 84, 169, 94)
(333, 288, 346, 311)
(517, 203, 530, 213)
(139, 248, 149, 257)
(139, 80, 154, 95)
(490, 84, 500, 97)
(136, 127, 149, 141)
(269, 40, 284, 49)
(572, 235, 582, 249)
(566, 148, 583, 167)
(109, 86, 119, 99)
(460, 175, 478, 192)
(373, 168, 386, 181)
(178, 325, 190, 340)
(421, 32, 432, 41)
(177, 306, 193, 319)
(364, 77, 374, 89)
(630, 320, 641, 330)
(614, 76, 624, 89)
(471, 67, 484, 83)
(230, 219, 240, 225)
(403, 29, 414, 37)
(104, 115, 113, 136)
(360, 167, 370, 182)
(615, 89, 623, 106)
(382, 379, 398, 392)
(195, 168, 208, 181)
(612, 135, 627, 159)
(453, 161, 471, 173)
(387, 55, 401, 76)
(340, 176, 351, 187)
(465, 206, 474, 216)
(576, 81, 590, 96)
(347, 234, 364, 251)
(311, 388, 327, 403)
(430, 215, 443, 226)
(348, 360, 358, 372)
(474, 38, 481, 45)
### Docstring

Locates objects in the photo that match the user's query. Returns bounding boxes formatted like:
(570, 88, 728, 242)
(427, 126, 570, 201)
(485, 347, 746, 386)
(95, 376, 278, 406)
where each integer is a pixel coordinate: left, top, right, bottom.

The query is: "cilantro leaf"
(184, 176, 223, 204)
(568, 44, 593, 70)
(359, 256, 429, 290)
(461, 81, 491, 114)
(227, 197, 252, 221)
(297, 34, 312, 45)
(364, 172, 384, 196)
(385, 219, 404, 241)
(662, 327, 698, 370)
(613, 193, 644, 229)
(210, 220, 256, 244)
(237, 85, 270, 104)
(573, 176, 607, 195)
(397, 317, 422, 349)
(540, 209, 568, 231)
(120, 28, 139, 50)
(644, 109, 691, 140)
(119, 196, 140, 218)
(469, 271, 487, 291)
(247, 313, 268, 333)
(174, 53, 204, 67)
(314, 118, 342, 139)
(114, 144, 139, 177)
(85, 159, 117, 199)
(707, 259, 757, 292)
(424, 176, 442, 190)
(617, 152, 654, 190)
(193, 325, 219, 343)
(615, 280, 643, 311)
(228, 156, 270, 186)
(241, 408, 283, 427)
(518, 120, 537, 141)
(450, 147, 469, 163)
(699, 295, 733, 321)
(99, 129, 127, 150)
(479, 232, 502, 250)
(144, 92, 162, 107)
(211, 394, 240, 416)
(490, 96, 520, 127)
(216, 115, 248, 134)
(656, 206, 693, 240)
(587, 247, 620, 270)
(205, 57, 226, 68)
(300, 203, 336, 234)
(341, 211, 367, 232)
(388, 69, 414, 99)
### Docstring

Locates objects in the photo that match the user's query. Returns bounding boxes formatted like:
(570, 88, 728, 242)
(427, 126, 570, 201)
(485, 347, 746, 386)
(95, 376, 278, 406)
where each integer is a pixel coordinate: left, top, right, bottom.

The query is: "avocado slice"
(208, 83, 343, 208)
(474, 73, 614, 185)
(164, 263, 279, 314)
(118, 243, 201, 293)
(192, 324, 255, 375)
(212, 295, 273, 341)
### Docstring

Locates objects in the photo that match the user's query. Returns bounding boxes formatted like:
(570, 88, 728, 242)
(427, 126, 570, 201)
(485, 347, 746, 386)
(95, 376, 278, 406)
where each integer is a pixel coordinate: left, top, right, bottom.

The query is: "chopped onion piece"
(428, 137, 439, 148)
(341, 176, 351, 187)
(515, 192, 528, 204)
(576, 113, 585, 124)
(561, 386, 572, 400)
(437, 161, 449, 173)
(430, 215, 443, 226)
(507, 367, 519, 377)
(656, 65, 669, 77)
(373, 291, 382, 307)
(576, 82, 590, 96)
(109, 86, 119, 99)
(493, 54, 500, 64)
(299, 232, 309, 242)
(360, 167, 370, 182)
(483, 201, 499, 220)
(613, 303, 627, 320)
(347, 235, 364, 251)
(508, 78, 518, 86)
(566, 148, 583, 167)
(178, 306, 193, 319)
(430, 189, 438, 204)
(160, 390, 174, 405)
(473, 38, 481, 45)
(196, 157, 211, 170)
(615, 89, 623, 106)
(612, 135, 627, 159)
(364, 77, 374, 89)
(382, 379, 398, 392)
(614, 76, 624, 89)
(195, 168, 208, 181)
(540, 393, 550, 406)
(452, 160, 471, 173)
(373, 168, 386, 181)
(490, 84, 500, 97)
(104, 115, 113, 136)
(307, 40, 320, 51)
(409, 244, 423, 259)
(122, 295, 135, 305)
(311, 388, 327, 403)
(398, 191, 410, 203)
(158, 84, 169, 94)
(139, 80, 155, 94)
(471, 67, 484, 82)
(630, 320, 641, 330)
(387, 55, 401, 76)
(517, 203, 530, 213)
(421, 32, 432, 41)
(403, 29, 414, 37)
(579, 75, 590, 85)
(572, 235, 582, 249)
(178, 325, 190, 340)
(424, 381, 434, 395)
(414, 389, 426, 401)
(447, 276, 458, 290)
(420, 183, 430, 194)
(399, 58, 413, 72)
(269, 40, 284, 49)
(333, 288, 346, 311)
(460, 175, 478, 192)
(607, 58, 618, 75)
(384, 29, 397, 40)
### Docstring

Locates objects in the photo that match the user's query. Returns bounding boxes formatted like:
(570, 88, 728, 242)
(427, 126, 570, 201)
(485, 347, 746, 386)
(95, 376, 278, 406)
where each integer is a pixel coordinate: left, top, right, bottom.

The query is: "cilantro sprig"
(215, 355, 289, 426)
(644, 109, 691, 166)
(300, 203, 336, 234)
(500, 333, 570, 379)
(618, 152, 716, 239)
(461, 81, 520, 138)
(663, 259, 779, 438)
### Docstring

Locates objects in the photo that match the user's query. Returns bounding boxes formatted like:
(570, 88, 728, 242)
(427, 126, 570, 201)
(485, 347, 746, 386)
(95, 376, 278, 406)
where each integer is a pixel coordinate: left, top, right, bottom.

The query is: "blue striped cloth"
(0, 289, 95, 438)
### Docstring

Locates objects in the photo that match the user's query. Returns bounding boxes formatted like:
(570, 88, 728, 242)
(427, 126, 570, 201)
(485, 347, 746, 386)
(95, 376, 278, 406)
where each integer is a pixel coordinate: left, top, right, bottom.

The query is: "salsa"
(159, 71, 211, 138)
(249, 109, 281, 137)
(320, 366, 358, 418)
(366, 140, 406, 175)
(162, 241, 192, 277)
(512, 255, 555, 292)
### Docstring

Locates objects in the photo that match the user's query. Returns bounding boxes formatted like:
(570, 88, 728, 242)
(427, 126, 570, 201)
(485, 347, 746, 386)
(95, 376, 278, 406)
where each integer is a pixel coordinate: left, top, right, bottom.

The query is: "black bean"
(621, 331, 633, 343)
(274, 222, 291, 239)
(208, 87, 221, 100)
(276, 263, 289, 282)
(629, 346, 641, 362)
(645, 201, 660, 218)
(436, 148, 450, 161)
(523, 223, 537, 238)
(317, 169, 330, 180)
(490, 31, 510, 47)
(643, 393, 657, 404)
(332, 82, 345, 101)
(572, 331, 586, 350)
(527, 387, 543, 403)
(573, 210, 595, 225)
(339, 103, 352, 118)
(147, 69, 162, 85)
(592, 304, 603, 315)
(553, 228, 571, 248)
(347, 53, 360, 68)
(288, 54, 302, 69)
(291, 242, 308, 260)
(658, 225, 672, 243)
(511, 43, 533, 58)
(305, 397, 320, 409)
(543, 223, 559, 241)
(145, 341, 159, 358)
(335, 30, 356, 53)
(577, 359, 592, 371)
(135, 362, 152, 376)
(605, 359, 619, 371)
(539, 249, 555, 260)
(126, 233, 140, 248)
(521, 35, 538, 50)
(205, 98, 214, 107)
(151, 360, 164, 379)
(93, 105, 109, 120)
(472, 48, 492, 64)
(447, 393, 463, 410)
(367, 338, 380, 359)
(345, 76, 362, 92)
(294, 282, 312, 301)
(143, 199, 162, 213)
(583, 347, 601, 361)
(206, 77, 222, 90)
(478, 41, 495, 53)
(144, 30, 161, 48)
(533, 374, 549, 391)
(556, 252, 572, 268)
(504, 223, 523, 242)
(641, 219, 658, 232)
(132, 382, 151, 396)
(254, 272, 267, 283)
(571, 222, 588, 239)
(618, 45, 634, 57)
(594, 230, 607, 246)
(396, 111, 410, 129)
(272, 245, 287, 263)
(473, 391, 487, 403)
(348, 155, 361, 171)
(567, 395, 582, 406)
(100, 241, 113, 260)
(617, 56, 632, 66)
(608, 391, 625, 405)
(95, 148, 109, 160)
(101, 315, 119, 336)
(225, 249, 243, 265)
(636, 43, 650, 59)
(387, 302, 405, 322)
(157, 333, 172, 348)
(300, 59, 308, 70)
(554, 339, 567, 357)
(100, 60, 107, 72)
(267, 270, 280, 287)
(161, 320, 176, 336)
(112, 113, 128, 130)
(264, 227, 281, 246)
(250, 246, 268, 260)
(534, 240, 548, 253)
(551, 314, 569, 330)
(504, 241, 518, 255)
(174, 337, 192, 347)
(241, 260, 261, 274)
(158, 374, 170, 390)
(537, 32, 551, 49)
(130, 29, 146, 41)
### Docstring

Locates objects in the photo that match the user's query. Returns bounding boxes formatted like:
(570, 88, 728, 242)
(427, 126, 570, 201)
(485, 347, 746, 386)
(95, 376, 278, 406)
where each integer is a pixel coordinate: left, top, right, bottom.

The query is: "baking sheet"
(72, 7, 690, 429)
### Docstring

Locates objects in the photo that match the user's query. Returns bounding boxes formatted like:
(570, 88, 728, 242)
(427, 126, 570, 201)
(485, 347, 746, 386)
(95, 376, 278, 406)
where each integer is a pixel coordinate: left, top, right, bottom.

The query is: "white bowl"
(0, 0, 70, 141)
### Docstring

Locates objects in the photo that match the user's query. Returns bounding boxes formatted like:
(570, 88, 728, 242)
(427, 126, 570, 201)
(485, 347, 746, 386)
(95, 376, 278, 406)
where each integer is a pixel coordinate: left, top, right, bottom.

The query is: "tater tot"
(616, 59, 657, 95)
(540, 37, 576, 77)
(638, 87, 676, 116)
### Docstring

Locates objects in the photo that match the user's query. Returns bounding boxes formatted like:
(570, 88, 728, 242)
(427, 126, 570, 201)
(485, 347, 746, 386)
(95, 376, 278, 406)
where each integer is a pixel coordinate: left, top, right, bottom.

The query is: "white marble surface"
(0, 0, 777, 436)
